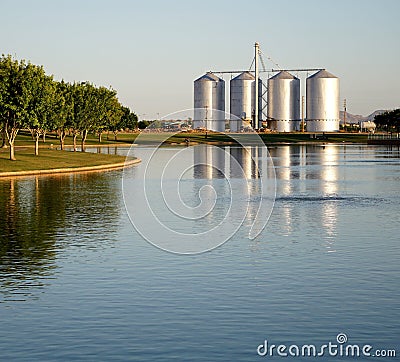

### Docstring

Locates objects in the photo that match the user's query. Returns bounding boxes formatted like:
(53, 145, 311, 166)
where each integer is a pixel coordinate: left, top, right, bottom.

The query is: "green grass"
(13, 130, 138, 148)
(0, 148, 129, 173)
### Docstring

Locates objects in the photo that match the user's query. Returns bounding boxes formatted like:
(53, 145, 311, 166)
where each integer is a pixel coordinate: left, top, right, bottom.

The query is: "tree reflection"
(0, 171, 121, 301)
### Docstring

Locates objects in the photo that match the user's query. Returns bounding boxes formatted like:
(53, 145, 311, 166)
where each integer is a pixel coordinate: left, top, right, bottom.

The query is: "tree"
(0, 55, 32, 160)
(54, 80, 72, 151)
(93, 86, 121, 143)
(26, 67, 56, 156)
(138, 120, 151, 129)
(109, 106, 137, 141)
(69, 82, 94, 151)
(0, 55, 136, 158)
(72, 82, 108, 152)
(122, 107, 138, 131)
(374, 109, 400, 132)
(0, 123, 6, 148)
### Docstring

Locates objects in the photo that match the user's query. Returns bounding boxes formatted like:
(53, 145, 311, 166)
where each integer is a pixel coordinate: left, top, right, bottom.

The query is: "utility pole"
(301, 96, 305, 132)
(254, 42, 259, 130)
(343, 99, 347, 132)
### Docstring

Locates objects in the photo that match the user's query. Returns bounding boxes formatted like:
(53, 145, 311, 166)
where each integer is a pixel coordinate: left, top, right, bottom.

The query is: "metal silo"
(193, 72, 225, 132)
(230, 72, 262, 132)
(267, 71, 300, 132)
(306, 70, 340, 132)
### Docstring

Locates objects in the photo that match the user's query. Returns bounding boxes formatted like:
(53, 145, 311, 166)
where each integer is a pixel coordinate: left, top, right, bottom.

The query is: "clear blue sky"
(1, 0, 399, 118)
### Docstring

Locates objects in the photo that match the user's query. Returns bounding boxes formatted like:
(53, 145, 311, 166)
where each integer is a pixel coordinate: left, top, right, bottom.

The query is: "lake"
(0, 144, 399, 361)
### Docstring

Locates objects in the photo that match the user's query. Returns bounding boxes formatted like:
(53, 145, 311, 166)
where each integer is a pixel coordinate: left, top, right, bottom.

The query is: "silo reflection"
(193, 145, 225, 179)
(229, 146, 260, 179)
(318, 145, 339, 249)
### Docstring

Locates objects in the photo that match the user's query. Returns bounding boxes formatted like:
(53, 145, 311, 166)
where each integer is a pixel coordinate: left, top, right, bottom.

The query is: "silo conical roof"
(232, 71, 255, 81)
(307, 69, 338, 79)
(269, 70, 298, 80)
(194, 72, 223, 82)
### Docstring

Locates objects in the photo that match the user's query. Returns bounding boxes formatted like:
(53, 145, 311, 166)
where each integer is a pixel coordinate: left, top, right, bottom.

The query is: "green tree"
(109, 105, 137, 141)
(93, 86, 121, 143)
(122, 107, 138, 131)
(138, 120, 151, 129)
(72, 82, 109, 152)
(69, 82, 94, 151)
(0, 55, 137, 157)
(0, 55, 33, 160)
(374, 109, 400, 132)
(26, 67, 56, 156)
(54, 80, 73, 151)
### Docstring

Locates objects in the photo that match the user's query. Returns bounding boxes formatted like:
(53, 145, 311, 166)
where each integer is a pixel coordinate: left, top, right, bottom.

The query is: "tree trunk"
(81, 129, 88, 152)
(28, 128, 35, 140)
(114, 131, 118, 141)
(73, 133, 78, 152)
(60, 130, 66, 151)
(5, 127, 18, 161)
(42, 131, 46, 143)
(1, 127, 7, 148)
(35, 132, 39, 156)
(9, 141, 16, 161)
(98, 132, 102, 143)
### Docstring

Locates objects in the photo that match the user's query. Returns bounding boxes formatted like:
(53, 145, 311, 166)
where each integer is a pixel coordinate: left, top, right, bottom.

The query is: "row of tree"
(0, 54, 138, 160)
(374, 109, 400, 132)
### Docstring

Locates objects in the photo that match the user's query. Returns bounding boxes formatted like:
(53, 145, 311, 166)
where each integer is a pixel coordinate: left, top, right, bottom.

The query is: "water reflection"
(192, 145, 261, 180)
(230, 147, 260, 179)
(190, 145, 274, 243)
(2, 145, 396, 299)
(271, 145, 340, 250)
(0, 172, 122, 301)
(193, 145, 225, 179)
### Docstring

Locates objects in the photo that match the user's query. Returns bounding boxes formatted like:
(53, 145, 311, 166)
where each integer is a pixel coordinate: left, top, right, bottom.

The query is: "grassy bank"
(11, 131, 137, 148)
(0, 148, 130, 173)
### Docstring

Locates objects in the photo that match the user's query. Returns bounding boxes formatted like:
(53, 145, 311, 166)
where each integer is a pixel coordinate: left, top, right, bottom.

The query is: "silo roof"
(308, 69, 338, 79)
(270, 70, 298, 80)
(232, 71, 255, 81)
(194, 72, 223, 82)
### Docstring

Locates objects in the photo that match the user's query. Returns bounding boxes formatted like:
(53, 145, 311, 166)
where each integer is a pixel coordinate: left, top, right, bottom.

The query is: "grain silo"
(306, 70, 340, 132)
(267, 71, 300, 132)
(193, 72, 225, 132)
(230, 71, 262, 132)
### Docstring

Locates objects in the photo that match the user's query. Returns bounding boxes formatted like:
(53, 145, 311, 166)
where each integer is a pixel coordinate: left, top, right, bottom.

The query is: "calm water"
(0, 145, 399, 361)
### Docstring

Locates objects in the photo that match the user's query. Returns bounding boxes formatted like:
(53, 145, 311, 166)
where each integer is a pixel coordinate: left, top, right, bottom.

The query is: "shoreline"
(0, 158, 141, 178)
